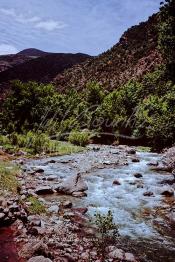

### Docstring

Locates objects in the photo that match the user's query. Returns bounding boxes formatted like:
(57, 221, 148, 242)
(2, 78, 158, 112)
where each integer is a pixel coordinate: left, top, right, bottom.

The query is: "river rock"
(113, 180, 121, 185)
(124, 252, 136, 262)
(62, 201, 72, 208)
(0, 212, 5, 220)
(71, 208, 88, 215)
(28, 215, 41, 226)
(147, 161, 159, 166)
(151, 165, 172, 172)
(47, 175, 58, 181)
(35, 186, 54, 195)
(132, 158, 140, 163)
(162, 147, 175, 171)
(127, 149, 136, 154)
(28, 256, 52, 262)
(143, 191, 154, 197)
(161, 189, 174, 197)
(48, 205, 59, 213)
(72, 192, 87, 197)
(55, 173, 88, 195)
(47, 159, 56, 164)
(33, 168, 44, 173)
(108, 248, 124, 259)
(134, 173, 143, 178)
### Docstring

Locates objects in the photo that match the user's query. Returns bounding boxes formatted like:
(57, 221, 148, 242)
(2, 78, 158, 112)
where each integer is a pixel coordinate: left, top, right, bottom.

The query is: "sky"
(0, 0, 161, 56)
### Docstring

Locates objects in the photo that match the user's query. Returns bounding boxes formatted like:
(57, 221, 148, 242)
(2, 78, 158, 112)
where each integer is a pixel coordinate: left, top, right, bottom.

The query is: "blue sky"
(0, 0, 161, 56)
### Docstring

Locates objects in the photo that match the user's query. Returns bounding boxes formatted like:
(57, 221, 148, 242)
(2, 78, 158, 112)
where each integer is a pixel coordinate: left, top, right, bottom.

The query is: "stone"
(143, 191, 154, 197)
(20, 241, 49, 259)
(113, 180, 121, 185)
(47, 159, 56, 164)
(132, 158, 140, 163)
(161, 189, 174, 197)
(72, 192, 87, 197)
(28, 215, 41, 226)
(127, 149, 136, 154)
(109, 248, 124, 260)
(0, 197, 7, 207)
(27, 227, 39, 236)
(124, 252, 136, 262)
(47, 175, 58, 181)
(56, 173, 88, 195)
(72, 207, 88, 215)
(0, 213, 5, 219)
(62, 201, 72, 208)
(147, 161, 158, 166)
(63, 212, 75, 219)
(35, 186, 53, 195)
(9, 204, 19, 212)
(134, 173, 143, 178)
(33, 168, 44, 173)
(151, 166, 172, 172)
(48, 205, 59, 213)
(28, 256, 52, 262)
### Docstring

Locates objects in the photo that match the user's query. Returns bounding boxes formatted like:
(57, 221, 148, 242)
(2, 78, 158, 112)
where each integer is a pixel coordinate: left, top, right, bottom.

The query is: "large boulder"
(162, 147, 175, 171)
(55, 173, 88, 196)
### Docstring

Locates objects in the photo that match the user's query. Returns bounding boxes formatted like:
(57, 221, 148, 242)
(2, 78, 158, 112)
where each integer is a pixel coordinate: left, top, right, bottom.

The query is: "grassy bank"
(0, 161, 20, 194)
(0, 132, 84, 157)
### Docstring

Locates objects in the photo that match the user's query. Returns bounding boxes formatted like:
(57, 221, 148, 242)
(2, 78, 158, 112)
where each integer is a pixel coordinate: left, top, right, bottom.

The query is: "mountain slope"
(0, 53, 91, 84)
(0, 54, 34, 73)
(17, 48, 49, 56)
(54, 14, 162, 91)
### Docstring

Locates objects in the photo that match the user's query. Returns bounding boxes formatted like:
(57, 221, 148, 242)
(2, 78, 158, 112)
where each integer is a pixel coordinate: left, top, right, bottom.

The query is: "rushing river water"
(25, 146, 175, 261)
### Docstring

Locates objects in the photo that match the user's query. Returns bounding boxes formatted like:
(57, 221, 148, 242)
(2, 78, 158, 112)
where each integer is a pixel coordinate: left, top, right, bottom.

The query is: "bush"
(27, 196, 46, 214)
(68, 130, 91, 146)
(94, 210, 119, 261)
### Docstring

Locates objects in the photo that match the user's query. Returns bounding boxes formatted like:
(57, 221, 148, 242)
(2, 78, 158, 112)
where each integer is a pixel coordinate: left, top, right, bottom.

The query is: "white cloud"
(35, 20, 67, 31)
(0, 8, 67, 31)
(0, 44, 18, 55)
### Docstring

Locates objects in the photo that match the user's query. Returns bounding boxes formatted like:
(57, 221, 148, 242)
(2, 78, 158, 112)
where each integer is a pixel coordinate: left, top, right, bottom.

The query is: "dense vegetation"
(0, 0, 174, 152)
(0, 67, 174, 151)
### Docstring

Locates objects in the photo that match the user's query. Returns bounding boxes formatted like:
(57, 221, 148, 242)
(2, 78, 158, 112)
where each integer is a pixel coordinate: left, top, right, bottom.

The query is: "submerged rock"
(113, 180, 121, 185)
(143, 191, 154, 197)
(133, 173, 143, 178)
(132, 158, 140, 163)
(147, 161, 159, 166)
(127, 149, 136, 155)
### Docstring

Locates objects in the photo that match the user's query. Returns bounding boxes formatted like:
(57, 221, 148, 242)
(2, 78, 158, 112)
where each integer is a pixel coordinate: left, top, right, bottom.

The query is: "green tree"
(158, 0, 175, 81)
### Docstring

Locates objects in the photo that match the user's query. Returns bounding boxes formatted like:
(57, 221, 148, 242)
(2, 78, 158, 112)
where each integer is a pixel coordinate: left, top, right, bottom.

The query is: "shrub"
(27, 196, 46, 214)
(68, 130, 91, 146)
(94, 210, 119, 261)
(0, 135, 10, 146)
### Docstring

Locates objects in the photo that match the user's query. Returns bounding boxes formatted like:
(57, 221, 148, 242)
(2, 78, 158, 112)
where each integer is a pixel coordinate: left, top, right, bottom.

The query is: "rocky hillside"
(54, 14, 163, 91)
(0, 54, 34, 73)
(0, 53, 90, 86)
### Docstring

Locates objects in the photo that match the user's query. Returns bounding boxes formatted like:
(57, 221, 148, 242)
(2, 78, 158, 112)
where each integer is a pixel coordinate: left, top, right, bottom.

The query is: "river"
(25, 145, 175, 261)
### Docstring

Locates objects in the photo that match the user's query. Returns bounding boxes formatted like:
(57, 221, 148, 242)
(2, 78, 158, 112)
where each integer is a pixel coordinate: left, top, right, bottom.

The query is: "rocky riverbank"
(0, 145, 175, 261)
